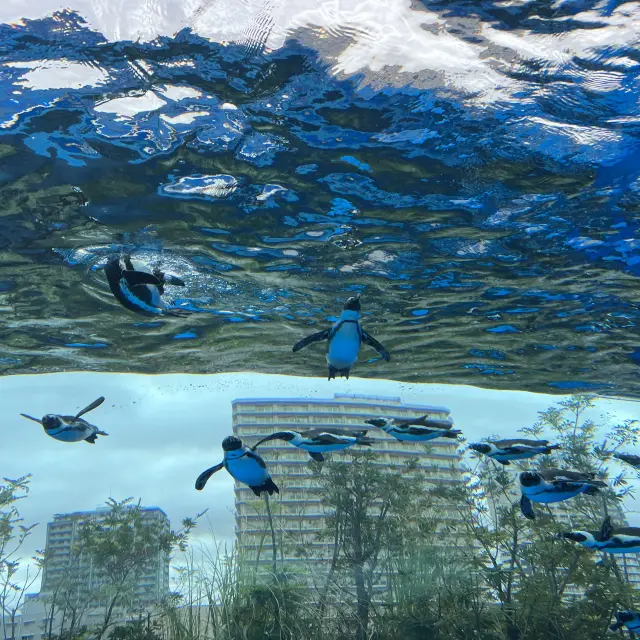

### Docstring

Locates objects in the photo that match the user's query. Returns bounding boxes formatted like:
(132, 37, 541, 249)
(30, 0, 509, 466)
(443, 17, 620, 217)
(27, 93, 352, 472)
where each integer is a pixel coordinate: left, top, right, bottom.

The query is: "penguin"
(518, 468, 607, 520)
(195, 436, 279, 497)
(20, 397, 108, 444)
(292, 295, 390, 380)
(610, 611, 640, 632)
(104, 255, 190, 317)
(252, 428, 374, 462)
(365, 415, 461, 443)
(469, 439, 560, 465)
(613, 452, 640, 469)
(558, 516, 640, 554)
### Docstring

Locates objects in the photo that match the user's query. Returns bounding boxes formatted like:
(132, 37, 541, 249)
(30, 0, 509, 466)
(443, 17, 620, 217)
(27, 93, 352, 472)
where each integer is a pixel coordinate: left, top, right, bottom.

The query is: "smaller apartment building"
(5, 506, 171, 640)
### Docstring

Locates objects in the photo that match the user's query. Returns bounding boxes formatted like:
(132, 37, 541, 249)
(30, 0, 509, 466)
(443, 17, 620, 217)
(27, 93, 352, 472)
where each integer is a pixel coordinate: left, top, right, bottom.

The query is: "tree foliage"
(0, 474, 40, 640)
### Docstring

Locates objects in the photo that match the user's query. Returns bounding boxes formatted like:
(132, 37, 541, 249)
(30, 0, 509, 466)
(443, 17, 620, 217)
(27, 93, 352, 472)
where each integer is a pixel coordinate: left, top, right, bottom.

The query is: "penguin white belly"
(226, 456, 269, 487)
(49, 426, 91, 442)
(392, 430, 441, 442)
(495, 449, 540, 461)
(120, 279, 164, 314)
(529, 489, 582, 504)
(300, 441, 352, 453)
(327, 324, 361, 368)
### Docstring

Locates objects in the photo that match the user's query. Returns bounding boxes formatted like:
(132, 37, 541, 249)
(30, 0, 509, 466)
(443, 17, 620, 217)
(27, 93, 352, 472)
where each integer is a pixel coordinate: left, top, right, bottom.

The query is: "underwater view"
(1, 0, 640, 638)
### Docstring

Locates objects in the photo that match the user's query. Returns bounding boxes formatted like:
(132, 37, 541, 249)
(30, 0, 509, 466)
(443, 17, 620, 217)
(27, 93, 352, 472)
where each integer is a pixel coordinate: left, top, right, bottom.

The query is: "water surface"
(0, 0, 638, 395)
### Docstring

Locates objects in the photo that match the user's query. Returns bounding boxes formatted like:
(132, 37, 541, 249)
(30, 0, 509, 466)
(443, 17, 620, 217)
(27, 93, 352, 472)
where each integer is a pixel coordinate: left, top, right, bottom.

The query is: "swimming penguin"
(104, 255, 190, 317)
(469, 439, 560, 465)
(292, 295, 390, 380)
(252, 428, 374, 462)
(519, 468, 607, 520)
(613, 452, 640, 469)
(20, 397, 108, 444)
(558, 516, 640, 554)
(365, 416, 461, 443)
(610, 611, 640, 632)
(195, 436, 279, 497)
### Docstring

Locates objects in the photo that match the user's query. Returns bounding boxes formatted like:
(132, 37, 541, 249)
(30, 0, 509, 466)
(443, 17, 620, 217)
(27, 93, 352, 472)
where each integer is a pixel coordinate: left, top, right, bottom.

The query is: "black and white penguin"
(610, 611, 640, 632)
(558, 516, 640, 554)
(365, 416, 461, 443)
(104, 255, 190, 317)
(195, 436, 279, 497)
(292, 295, 390, 380)
(252, 428, 374, 462)
(469, 439, 560, 465)
(613, 452, 640, 469)
(519, 468, 607, 520)
(20, 397, 108, 444)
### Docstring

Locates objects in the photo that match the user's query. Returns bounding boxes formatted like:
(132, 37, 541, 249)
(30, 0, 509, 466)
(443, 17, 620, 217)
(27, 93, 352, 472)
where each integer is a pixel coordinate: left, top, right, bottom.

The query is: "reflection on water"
(0, 0, 638, 395)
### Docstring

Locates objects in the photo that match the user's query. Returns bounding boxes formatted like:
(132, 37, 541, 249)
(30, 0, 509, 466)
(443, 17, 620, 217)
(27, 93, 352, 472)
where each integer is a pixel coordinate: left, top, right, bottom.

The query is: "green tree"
(431, 394, 639, 640)
(0, 475, 40, 640)
(313, 451, 427, 640)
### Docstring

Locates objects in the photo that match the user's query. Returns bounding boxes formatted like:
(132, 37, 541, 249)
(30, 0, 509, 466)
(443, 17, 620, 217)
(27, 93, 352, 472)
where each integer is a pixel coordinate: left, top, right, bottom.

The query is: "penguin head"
(519, 471, 542, 487)
(343, 296, 361, 312)
(469, 443, 491, 455)
(41, 415, 62, 431)
(558, 531, 591, 544)
(222, 436, 243, 451)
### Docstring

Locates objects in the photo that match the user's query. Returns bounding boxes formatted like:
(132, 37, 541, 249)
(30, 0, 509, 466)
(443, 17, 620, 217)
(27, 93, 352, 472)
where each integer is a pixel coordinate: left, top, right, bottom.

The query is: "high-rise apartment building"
(41, 505, 171, 604)
(232, 393, 463, 578)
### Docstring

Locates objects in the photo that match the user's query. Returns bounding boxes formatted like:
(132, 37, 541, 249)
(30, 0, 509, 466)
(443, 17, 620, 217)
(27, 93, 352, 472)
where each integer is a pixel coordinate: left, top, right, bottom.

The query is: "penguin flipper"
(122, 270, 162, 287)
(75, 397, 105, 420)
(309, 452, 325, 462)
(293, 330, 330, 353)
(20, 413, 42, 425)
(495, 459, 511, 466)
(195, 462, 224, 490)
(600, 516, 614, 540)
(520, 494, 535, 520)
(84, 435, 97, 444)
(361, 330, 390, 361)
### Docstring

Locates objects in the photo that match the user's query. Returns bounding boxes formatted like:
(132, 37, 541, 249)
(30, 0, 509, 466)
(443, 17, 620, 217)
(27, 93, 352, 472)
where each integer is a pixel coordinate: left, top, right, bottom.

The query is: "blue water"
(0, 0, 638, 395)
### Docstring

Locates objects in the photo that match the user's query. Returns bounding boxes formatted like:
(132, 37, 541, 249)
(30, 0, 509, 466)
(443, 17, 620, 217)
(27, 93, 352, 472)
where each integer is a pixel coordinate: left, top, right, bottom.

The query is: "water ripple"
(0, 1, 638, 395)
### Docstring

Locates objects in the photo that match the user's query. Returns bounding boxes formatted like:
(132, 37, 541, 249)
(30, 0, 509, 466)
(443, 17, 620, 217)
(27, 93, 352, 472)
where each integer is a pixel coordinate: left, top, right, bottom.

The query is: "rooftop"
(232, 393, 450, 413)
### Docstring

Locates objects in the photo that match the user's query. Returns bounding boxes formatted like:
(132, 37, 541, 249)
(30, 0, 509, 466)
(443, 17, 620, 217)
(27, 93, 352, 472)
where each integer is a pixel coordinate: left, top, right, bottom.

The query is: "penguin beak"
(365, 419, 387, 428)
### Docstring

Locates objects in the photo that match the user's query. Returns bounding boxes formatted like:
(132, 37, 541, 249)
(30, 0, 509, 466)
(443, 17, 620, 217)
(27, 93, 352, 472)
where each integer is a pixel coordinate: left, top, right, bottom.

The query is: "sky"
(1, 371, 639, 595)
